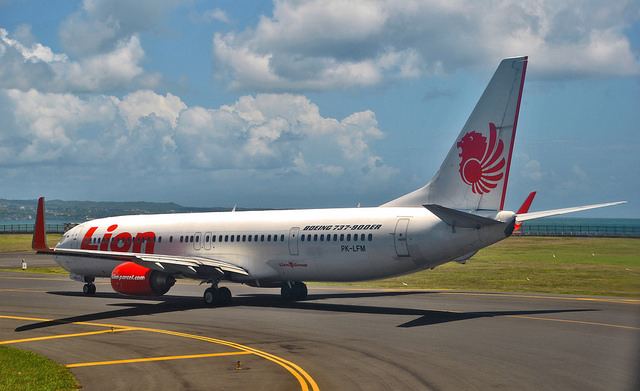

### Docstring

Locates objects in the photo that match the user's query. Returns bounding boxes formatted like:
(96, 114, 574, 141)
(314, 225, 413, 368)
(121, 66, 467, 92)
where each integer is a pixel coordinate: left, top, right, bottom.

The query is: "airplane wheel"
(203, 287, 219, 306)
(83, 283, 96, 295)
(296, 282, 308, 300)
(218, 287, 232, 306)
(281, 281, 307, 301)
(281, 284, 295, 301)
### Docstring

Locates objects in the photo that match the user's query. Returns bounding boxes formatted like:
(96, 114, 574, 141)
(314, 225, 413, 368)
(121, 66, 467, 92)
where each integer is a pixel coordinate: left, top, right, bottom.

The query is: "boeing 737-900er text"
(32, 56, 626, 305)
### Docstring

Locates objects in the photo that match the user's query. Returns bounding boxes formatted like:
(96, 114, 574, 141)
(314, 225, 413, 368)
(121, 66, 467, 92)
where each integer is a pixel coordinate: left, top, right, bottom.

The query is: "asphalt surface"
(1, 253, 639, 390)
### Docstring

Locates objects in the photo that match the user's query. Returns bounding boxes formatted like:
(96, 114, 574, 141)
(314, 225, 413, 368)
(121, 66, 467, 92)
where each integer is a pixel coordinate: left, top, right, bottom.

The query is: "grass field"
(0, 346, 79, 391)
(0, 234, 62, 252)
(322, 237, 640, 297)
(1, 234, 639, 297)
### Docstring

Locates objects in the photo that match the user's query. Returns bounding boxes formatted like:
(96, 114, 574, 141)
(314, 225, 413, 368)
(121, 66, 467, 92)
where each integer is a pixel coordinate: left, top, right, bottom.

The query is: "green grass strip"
(0, 345, 79, 390)
(315, 237, 640, 297)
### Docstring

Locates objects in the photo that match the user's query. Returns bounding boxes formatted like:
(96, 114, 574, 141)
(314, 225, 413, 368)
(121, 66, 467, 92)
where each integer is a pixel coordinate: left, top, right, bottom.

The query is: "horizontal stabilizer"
(423, 204, 501, 229)
(516, 201, 627, 222)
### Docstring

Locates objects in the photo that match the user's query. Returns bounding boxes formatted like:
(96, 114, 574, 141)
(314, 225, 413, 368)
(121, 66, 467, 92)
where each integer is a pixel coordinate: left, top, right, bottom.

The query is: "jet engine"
(110, 262, 175, 296)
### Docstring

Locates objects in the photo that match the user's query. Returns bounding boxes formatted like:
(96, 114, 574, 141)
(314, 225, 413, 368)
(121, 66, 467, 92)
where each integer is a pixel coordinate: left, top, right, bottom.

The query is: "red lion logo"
(457, 123, 505, 194)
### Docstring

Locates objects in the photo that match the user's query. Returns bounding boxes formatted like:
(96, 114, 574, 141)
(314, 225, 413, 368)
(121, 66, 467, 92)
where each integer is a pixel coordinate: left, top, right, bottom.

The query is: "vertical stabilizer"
(382, 56, 527, 210)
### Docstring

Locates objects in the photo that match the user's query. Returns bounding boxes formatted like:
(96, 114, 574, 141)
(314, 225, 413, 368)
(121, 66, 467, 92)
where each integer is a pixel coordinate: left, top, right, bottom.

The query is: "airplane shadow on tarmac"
(14, 290, 598, 332)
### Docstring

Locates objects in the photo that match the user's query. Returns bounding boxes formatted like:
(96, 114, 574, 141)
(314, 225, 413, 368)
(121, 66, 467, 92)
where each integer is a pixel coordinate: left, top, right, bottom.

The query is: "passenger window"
(273, 235, 277, 242)
(170, 236, 173, 243)
(340, 234, 344, 241)
(231, 235, 235, 242)
(261, 235, 265, 242)
(354, 234, 358, 242)
(225, 235, 229, 242)
(320, 234, 324, 241)
(333, 234, 337, 241)
(301, 235, 305, 242)
(267, 235, 271, 242)
(248, 235, 252, 242)
(280, 235, 285, 242)
(242, 235, 246, 242)
(361, 234, 365, 241)
(346, 234, 351, 241)
(368, 234, 372, 241)
(313, 234, 318, 241)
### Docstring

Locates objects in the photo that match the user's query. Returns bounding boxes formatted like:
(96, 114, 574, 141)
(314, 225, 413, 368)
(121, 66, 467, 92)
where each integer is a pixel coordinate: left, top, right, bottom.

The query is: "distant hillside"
(0, 199, 236, 221)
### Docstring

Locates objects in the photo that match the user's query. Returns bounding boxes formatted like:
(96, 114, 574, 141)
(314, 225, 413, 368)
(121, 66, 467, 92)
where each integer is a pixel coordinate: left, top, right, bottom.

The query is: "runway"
(1, 254, 639, 390)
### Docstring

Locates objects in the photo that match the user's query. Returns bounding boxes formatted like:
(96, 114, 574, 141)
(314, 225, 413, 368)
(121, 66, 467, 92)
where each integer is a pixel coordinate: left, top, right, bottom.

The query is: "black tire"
(83, 283, 96, 295)
(203, 287, 219, 306)
(218, 287, 232, 306)
(295, 282, 308, 300)
(281, 281, 307, 301)
(281, 284, 295, 301)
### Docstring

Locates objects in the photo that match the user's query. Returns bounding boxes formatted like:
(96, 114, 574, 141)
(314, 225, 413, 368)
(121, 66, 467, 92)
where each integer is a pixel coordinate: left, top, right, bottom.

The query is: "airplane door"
(394, 219, 410, 257)
(288, 227, 299, 256)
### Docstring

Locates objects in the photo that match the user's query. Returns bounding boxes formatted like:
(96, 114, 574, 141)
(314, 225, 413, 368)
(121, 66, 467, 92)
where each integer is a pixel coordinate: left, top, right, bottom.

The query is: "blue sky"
(0, 0, 638, 217)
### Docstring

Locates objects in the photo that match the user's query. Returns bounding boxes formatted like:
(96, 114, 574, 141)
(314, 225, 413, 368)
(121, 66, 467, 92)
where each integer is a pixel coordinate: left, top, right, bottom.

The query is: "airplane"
(32, 56, 626, 306)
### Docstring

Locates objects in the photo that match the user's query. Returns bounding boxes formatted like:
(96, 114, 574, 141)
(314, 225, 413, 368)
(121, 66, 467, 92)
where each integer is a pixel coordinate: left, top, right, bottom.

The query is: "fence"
(0, 223, 74, 234)
(514, 223, 640, 238)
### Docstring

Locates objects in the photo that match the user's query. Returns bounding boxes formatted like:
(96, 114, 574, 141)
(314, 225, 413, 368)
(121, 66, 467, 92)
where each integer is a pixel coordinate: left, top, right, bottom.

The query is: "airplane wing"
(36, 247, 249, 279)
(516, 201, 627, 222)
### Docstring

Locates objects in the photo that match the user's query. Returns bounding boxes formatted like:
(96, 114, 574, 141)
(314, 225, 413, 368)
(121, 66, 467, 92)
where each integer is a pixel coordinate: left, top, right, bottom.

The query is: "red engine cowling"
(111, 262, 175, 296)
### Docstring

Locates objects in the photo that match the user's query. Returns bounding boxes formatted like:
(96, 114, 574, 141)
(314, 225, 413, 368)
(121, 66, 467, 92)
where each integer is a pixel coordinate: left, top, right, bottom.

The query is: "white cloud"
(119, 90, 186, 130)
(0, 29, 158, 93)
(212, 0, 640, 91)
(200, 8, 231, 24)
(522, 159, 543, 181)
(1, 90, 395, 198)
(59, 0, 181, 56)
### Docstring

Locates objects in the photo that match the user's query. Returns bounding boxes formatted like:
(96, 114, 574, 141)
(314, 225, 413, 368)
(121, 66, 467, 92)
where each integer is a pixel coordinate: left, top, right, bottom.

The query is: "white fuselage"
(54, 207, 515, 285)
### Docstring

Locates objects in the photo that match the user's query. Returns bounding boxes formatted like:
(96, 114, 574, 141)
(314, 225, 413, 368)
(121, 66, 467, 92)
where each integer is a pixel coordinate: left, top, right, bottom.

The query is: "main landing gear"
(281, 281, 307, 301)
(83, 283, 96, 295)
(82, 277, 96, 295)
(203, 285, 232, 307)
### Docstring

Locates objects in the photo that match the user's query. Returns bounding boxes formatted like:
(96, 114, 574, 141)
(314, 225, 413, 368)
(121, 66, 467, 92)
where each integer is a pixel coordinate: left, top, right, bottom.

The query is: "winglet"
(514, 191, 536, 231)
(32, 197, 51, 252)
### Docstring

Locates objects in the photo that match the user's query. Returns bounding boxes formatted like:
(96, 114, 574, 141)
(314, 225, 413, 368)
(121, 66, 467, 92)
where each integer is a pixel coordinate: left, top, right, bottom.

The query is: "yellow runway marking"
(506, 315, 640, 331)
(0, 328, 131, 345)
(0, 288, 48, 293)
(439, 291, 640, 305)
(0, 276, 67, 281)
(67, 351, 253, 368)
(0, 315, 319, 391)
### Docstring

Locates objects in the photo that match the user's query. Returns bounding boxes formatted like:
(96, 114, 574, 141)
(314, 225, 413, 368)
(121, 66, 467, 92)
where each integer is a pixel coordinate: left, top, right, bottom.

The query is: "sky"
(0, 0, 638, 218)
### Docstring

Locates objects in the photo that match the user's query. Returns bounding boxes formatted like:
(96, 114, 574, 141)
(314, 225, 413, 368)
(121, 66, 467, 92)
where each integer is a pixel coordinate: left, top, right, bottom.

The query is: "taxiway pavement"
(1, 254, 639, 390)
